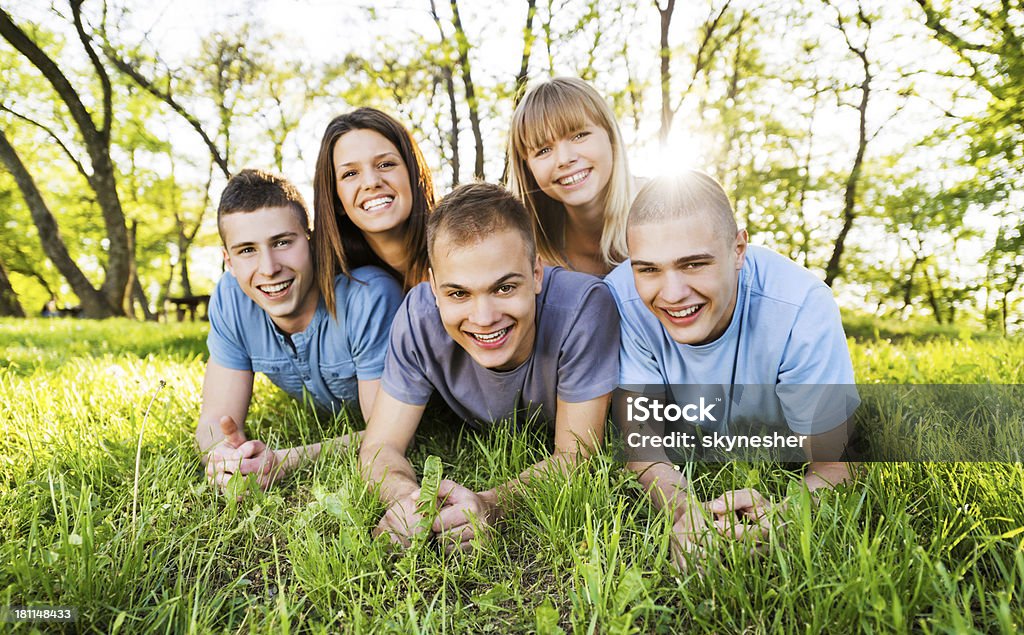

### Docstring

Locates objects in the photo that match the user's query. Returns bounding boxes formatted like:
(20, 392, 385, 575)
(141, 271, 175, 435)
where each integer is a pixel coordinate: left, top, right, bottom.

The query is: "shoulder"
(541, 266, 613, 310)
(210, 273, 257, 321)
(337, 265, 402, 296)
(603, 260, 637, 300)
(744, 245, 832, 309)
(401, 280, 437, 313)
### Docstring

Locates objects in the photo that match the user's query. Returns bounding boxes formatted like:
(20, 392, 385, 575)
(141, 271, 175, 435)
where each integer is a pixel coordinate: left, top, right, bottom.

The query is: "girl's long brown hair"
(312, 108, 435, 316)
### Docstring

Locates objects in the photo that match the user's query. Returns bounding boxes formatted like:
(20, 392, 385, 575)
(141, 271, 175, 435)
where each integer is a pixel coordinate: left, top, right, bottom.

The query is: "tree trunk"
(132, 276, 155, 321)
(0, 5, 132, 316)
(0, 257, 25, 317)
(513, 0, 537, 106)
(449, 0, 485, 179)
(656, 0, 675, 147)
(0, 128, 116, 318)
(824, 8, 872, 288)
(501, 0, 537, 183)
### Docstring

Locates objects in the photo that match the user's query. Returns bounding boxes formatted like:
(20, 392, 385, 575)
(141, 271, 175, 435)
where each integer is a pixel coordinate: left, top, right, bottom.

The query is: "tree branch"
(0, 104, 91, 181)
(70, 0, 112, 140)
(100, 40, 231, 177)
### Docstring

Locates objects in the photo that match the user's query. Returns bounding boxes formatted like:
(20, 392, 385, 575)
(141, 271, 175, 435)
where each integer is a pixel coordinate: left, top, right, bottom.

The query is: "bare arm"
(195, 360, 254, 456)
(357, 378, 381, 424)
(359, 390, 428, 547)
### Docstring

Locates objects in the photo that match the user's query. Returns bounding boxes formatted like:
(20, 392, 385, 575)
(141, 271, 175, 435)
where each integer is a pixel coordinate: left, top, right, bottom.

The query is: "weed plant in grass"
(0, 318, 1022, 633)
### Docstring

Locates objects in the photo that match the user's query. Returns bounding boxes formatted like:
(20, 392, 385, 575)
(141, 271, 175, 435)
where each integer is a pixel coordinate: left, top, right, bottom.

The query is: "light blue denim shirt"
(207, 266, 402, 413)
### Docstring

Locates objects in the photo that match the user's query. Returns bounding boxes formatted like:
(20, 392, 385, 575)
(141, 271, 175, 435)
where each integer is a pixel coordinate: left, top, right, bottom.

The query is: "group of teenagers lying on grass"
(196, 77, 856, 569)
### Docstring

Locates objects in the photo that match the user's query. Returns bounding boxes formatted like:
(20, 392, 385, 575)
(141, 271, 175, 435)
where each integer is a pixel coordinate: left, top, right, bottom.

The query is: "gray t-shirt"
(381, 267, 620, 428)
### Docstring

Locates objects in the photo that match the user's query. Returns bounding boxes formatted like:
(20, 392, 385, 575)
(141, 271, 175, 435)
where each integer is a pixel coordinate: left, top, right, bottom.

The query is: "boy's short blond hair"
(628, 170, 738, 244)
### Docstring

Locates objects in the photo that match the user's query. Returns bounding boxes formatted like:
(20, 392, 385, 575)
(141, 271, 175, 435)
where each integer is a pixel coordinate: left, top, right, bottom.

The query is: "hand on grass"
(373, 491, 429, 548)
(431, 480, 496, 553)
(669, 501, 715, 571)
(204, 415, 282, 496)
(707, 488, 772, 542)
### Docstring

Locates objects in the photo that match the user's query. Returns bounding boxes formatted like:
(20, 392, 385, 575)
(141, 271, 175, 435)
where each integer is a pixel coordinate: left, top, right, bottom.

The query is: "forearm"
(196, 417, 228, 460)
(803, 461, 854, 493)
(273, 432, 363, 473)
(360, 443, 420, 504)
(627, 461, 693, 520)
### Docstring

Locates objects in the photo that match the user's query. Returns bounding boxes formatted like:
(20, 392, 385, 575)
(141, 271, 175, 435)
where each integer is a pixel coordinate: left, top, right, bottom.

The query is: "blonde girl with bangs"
(507, 77, 636, 276)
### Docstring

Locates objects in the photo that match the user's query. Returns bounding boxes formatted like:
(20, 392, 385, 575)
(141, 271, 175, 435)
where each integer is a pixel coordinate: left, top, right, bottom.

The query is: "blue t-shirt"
(381, 267, 620, 428)
(207, 266, 403, 413)
(605, 245, 857, 434)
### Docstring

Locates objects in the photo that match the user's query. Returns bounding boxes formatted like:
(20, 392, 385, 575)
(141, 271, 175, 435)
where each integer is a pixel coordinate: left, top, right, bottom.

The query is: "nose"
(659, 270, 692, 305)
(554, 139, 577, 168)
(360, 168, 384, 190)
(257, 248, 281, 277)
(469, 295, 500, 327)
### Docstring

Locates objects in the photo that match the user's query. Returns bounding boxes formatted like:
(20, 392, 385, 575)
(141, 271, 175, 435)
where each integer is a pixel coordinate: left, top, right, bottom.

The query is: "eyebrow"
(228, 231, 299, 251)
(438, 272, 525, 291)
(631, 253, 716, 268)
(335, 152, 401, 168)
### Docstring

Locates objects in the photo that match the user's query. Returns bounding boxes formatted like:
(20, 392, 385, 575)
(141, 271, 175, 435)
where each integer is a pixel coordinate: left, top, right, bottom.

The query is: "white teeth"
(667, 305, 701, 318)
(362, 196, 394, 211)
(259, 281, 292, 294)
(558, 170, 590, 186)
(471, 327, 508, 342)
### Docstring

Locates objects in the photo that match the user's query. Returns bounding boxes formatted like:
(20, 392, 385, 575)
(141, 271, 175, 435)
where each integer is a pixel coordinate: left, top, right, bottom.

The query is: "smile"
(257, 280, 293, 297)
(361, 196, 394, 212)
(665, 304, 703, 319)
(467, 326, 511, 347)
(557, 169, 590, 186)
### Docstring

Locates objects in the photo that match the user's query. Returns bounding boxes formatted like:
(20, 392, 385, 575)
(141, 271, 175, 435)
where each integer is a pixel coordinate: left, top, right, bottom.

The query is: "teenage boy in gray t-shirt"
(361, 182, 619, 551)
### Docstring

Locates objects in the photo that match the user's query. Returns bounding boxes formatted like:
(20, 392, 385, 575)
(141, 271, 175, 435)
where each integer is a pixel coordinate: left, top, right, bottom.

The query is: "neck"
(363, 228, 409, 277)
(562, 202, 609, 275)
(271, 287, 320, 335)
(563, 198, 606, 235)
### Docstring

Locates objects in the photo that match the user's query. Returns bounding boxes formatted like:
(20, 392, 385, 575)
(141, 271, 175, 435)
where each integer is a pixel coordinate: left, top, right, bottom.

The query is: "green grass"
(1, 317, 1022, 633)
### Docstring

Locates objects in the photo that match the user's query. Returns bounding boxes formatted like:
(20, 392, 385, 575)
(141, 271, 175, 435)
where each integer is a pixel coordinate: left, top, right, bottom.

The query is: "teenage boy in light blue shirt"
(197, 169, 402, 495)
(604, 170, 857, 567)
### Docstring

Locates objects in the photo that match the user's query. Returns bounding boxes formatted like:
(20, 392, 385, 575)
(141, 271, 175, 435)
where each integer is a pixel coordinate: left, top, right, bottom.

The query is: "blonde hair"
(506, 77, 633, 269)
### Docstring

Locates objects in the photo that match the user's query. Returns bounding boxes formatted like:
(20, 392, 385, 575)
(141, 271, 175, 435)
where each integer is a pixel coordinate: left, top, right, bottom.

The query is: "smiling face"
(221, 206, 319, 334)
(628, 216, 747, 346)
(429, 229, 544, 371)
(332, 128, 414, 237)
(525, 118, 614, 214)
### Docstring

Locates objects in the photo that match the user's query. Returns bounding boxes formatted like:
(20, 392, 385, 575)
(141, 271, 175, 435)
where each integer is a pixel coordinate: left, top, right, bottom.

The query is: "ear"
(428, 267, 438, 300)
(733, 229, 748, 270)
(222, 247, 233, 274)
(533, 255, 544, 295)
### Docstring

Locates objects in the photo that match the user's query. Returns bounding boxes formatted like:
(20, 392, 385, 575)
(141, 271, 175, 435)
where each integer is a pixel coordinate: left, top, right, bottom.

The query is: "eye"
(340, 170, 357, 179)
(448, 290, 467, 300)
(377, 160, 397, 170)
(496, 284, 516, 295)
(634, 266, 657, 275)
(683, 262, 707, 270)
(572, 130, 591, 141)
(274, 238, 293, 248)
(237, 246, 256, 256)
(533, 146, 551, 158)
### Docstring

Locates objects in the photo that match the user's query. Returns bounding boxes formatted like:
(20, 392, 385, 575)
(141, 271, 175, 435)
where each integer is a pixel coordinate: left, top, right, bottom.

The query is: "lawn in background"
(1, 318, 1022, 633)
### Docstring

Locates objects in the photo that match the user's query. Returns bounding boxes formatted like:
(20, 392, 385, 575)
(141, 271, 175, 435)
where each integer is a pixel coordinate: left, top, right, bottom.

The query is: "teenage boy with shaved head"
(197, 169, 403, 495)
(604, 170, 857, 568)
(360, 182, 619, 551)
